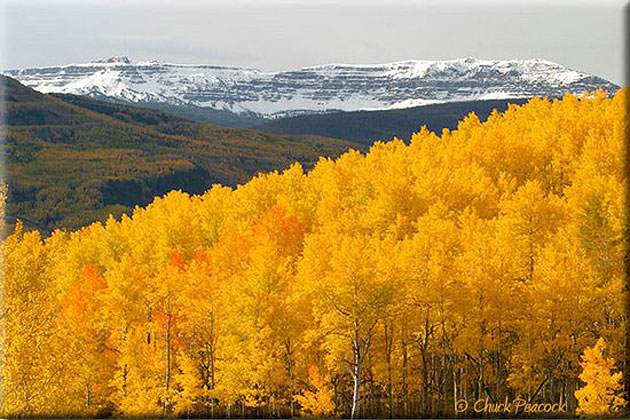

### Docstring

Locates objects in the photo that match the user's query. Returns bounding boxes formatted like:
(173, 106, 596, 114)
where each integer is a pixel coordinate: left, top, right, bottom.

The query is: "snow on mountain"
(4, 56, 619, 119)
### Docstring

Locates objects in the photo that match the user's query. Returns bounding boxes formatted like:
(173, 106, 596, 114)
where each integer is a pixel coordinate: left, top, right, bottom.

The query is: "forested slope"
(2, 89, 627, 418)
(1, 76, 360, 231)
(256, 98, 532, 144)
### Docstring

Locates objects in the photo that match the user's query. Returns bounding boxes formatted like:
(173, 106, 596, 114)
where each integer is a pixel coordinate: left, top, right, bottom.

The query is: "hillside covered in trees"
(255, 98, 531, 145)
(2, 90, 627, 418)
(1, 76, 360, 232)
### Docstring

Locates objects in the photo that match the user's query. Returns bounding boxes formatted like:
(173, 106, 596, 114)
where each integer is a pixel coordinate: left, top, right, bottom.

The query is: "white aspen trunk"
(453, 370, 457, 412)
(164, 310, 172, 415)
(86, 382, 92, 408)
(350, 321, 362, 419)
(384, 322, 393, 419)
(402, 327, 408, 418)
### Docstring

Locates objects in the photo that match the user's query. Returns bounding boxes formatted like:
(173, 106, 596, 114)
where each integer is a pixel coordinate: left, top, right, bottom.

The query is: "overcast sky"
(1, 0, 626, 85)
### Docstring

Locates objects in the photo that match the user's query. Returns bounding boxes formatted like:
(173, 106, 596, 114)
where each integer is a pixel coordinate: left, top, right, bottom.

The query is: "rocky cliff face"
(5, 56, 619, 119)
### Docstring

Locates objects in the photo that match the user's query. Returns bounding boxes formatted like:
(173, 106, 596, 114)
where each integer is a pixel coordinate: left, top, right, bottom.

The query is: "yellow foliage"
(575, 338, 626, 417)
(1, 90, 627, 418)
(296, 366, 336, 417)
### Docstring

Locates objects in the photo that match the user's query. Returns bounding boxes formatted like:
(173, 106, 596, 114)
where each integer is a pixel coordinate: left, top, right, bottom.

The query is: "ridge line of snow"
(5, 56, 576, 75)
(4, 56, 617, 119)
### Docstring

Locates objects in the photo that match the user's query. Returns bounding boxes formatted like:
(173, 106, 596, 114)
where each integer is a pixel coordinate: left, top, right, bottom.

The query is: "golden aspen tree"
(498, 180, 565, 282)
(58, 264, 110, 415)
(298, 233, 397, 419)
(175, 250, 223, 417)
(454, 212, 520, 406)
(115, 326, 164, 417)
(397, 206, 460, 416)
(100, 256, 153, 415)
(151, 250, 188, 415)
(509, 230, 598, 406)
(296, 366, 336, 417)
(575, 338, 627, 417)
(173, 349, 204, 417)
(2, 225, 70, 416)
(230, 205, 307, 416)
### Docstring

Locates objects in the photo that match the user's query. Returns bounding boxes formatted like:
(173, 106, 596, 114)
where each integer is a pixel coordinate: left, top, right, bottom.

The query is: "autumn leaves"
(1, 89, 627, 418)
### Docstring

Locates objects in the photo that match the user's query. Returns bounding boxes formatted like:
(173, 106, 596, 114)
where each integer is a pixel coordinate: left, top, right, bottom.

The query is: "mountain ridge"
(5, 56, 618, 124)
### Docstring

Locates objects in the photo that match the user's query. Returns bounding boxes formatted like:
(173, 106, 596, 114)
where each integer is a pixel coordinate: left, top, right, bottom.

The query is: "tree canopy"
(1, 89, 627, 418)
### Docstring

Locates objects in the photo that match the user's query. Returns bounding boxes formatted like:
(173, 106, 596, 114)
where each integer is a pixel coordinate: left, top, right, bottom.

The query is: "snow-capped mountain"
(4, 56, 618, 119)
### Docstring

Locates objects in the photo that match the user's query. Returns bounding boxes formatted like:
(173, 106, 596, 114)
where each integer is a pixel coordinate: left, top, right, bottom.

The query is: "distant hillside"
(256, 99, 532, 145)
(1, 76, 361, 232)
(62, 95, 265, 128)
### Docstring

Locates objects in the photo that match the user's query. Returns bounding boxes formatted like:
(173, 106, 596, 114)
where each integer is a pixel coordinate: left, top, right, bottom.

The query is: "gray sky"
(1, 0, 626, 85)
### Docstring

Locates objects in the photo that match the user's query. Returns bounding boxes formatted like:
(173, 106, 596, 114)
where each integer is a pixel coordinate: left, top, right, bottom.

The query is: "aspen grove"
(1, 90, 627, 418)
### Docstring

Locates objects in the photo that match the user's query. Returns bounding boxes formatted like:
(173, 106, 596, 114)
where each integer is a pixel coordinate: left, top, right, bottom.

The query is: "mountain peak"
(96, 56, 131, 64)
